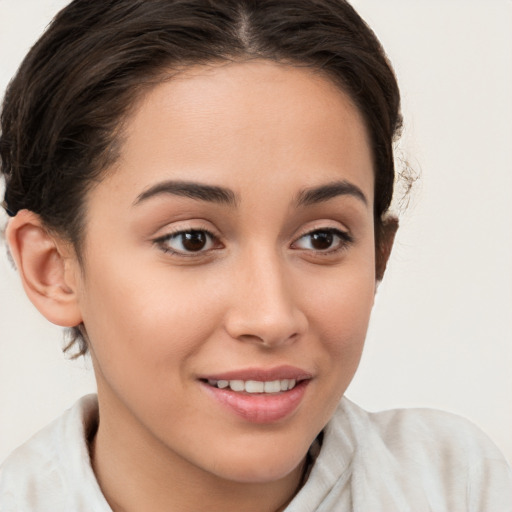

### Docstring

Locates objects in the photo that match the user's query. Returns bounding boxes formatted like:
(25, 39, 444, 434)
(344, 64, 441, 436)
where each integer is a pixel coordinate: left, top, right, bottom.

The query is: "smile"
(206, 379, 297, 393)
(199, 367, 311, 423)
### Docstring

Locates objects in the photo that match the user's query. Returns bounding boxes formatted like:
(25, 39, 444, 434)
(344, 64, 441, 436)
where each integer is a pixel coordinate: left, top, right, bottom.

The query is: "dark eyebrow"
(133, 180, 237, 207)
(295, 180, 368, 207)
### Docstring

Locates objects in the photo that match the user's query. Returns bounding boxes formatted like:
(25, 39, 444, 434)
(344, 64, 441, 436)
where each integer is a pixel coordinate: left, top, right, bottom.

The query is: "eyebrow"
(133, 178, 367, 209)
(133, 180, 237, 207)
(295, 180, 368, 207)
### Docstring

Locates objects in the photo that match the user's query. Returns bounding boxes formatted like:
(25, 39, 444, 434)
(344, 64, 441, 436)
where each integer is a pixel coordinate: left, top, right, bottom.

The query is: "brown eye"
(181, 231, 208, 251)
(293, 228, 353, 253)
(156, 229, 217, 255)
(309, 231, 334, 250)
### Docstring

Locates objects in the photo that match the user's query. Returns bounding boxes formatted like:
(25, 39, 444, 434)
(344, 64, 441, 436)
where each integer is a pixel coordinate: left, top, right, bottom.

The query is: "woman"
(1, 1, 511, 510)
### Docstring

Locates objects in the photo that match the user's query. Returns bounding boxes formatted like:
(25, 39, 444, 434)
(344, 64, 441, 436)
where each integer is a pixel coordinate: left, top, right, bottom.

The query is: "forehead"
(97, 60, 374, 209)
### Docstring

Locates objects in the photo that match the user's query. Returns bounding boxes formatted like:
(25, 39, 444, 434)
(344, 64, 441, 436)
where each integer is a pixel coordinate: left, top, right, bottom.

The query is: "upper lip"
(199, 365, 313, 382)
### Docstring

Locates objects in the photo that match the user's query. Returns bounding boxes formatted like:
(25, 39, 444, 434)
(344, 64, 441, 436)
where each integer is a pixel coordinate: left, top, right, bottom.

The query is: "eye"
(292, 228, 353, 253)
(154, 229, 218, 255)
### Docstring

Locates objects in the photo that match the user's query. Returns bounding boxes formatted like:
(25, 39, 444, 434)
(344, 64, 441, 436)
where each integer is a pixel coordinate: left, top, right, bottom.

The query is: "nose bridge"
(225, 245, 306, 346)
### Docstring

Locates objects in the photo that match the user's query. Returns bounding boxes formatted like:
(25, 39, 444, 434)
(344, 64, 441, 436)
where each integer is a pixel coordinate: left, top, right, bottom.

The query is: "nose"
(224, 250, 308, 348)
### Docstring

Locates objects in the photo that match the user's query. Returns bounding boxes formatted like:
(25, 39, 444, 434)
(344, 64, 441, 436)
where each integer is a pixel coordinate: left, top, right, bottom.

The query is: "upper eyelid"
(297, 226, 349, 236)
(163, 226, 216, 237)
(152, 223, 353, 250)
(154, 227, 219, 244)
(154, 225, 349, 239)
(293, 225, 353, 242)
(153, 222, 219, 239)
(293, 228, 353, 246)
(153, 229, 221, 257)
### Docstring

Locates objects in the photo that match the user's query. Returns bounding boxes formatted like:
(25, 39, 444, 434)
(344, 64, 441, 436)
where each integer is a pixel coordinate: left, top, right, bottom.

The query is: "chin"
(207, 444, 308, 484)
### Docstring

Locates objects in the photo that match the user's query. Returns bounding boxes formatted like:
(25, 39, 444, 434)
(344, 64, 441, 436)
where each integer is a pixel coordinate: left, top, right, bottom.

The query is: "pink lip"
(199, 366, 312, 424)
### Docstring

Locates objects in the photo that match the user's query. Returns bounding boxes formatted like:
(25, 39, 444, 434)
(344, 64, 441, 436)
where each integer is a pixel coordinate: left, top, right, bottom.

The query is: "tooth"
(208, 379, 218, 386)
(224, 378, 298, 393)
(245, 380, 264, 393)
(264, 380, 281, 393)
(229, 380, 245, 392)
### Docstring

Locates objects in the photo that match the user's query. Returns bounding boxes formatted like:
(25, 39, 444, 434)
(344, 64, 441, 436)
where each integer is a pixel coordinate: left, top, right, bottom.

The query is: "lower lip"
(201, 380, 309, 424)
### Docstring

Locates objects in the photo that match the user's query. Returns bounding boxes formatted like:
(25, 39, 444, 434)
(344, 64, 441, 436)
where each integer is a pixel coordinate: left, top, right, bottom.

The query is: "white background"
(1, 0, 511, 465)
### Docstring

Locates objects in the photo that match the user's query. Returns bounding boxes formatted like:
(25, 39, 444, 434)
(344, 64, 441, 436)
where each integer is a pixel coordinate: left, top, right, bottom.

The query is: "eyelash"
(291, 227, 354, 255)
(154, 227, 220, 257)
(153, 227, 353, 257)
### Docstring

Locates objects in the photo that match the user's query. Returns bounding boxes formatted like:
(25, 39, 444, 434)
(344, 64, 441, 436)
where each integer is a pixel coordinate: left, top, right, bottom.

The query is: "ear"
(6, 210, 83, 327)
(375, 215, 398, 282)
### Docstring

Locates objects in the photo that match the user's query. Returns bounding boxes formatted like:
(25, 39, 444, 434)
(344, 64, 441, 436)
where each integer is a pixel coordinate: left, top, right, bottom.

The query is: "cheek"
(78, 252, 224, 374)
(304, 258, 376, 369)
(307, 253, 375, 325)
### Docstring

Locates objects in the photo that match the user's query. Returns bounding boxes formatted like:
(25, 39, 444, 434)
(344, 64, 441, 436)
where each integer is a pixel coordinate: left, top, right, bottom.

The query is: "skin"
(8, 60, 392, 511)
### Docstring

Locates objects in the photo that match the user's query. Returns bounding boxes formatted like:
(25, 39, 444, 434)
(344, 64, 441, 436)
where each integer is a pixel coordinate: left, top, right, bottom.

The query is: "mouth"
(202, 378, 299, 394)
(198, 367, 312, 423)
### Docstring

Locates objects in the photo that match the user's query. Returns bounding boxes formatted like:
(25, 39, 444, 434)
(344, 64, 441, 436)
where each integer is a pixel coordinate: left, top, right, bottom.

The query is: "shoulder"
(0, 407, 71, 509)
(330, 398, 512, 509)
(365, 402, 505, 460)
(337, 397, 508, 460)
(0, 395, 107, 512)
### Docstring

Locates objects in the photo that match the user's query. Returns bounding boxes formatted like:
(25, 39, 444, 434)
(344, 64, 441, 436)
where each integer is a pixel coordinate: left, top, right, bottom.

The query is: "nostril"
(234, 331, 301, 348)
(236, 333, 266, 343)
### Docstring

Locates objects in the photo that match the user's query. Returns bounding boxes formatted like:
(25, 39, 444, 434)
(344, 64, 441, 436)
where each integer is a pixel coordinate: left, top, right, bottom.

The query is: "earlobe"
(6, 210, 83, 327)
(375, 215, 398, 282)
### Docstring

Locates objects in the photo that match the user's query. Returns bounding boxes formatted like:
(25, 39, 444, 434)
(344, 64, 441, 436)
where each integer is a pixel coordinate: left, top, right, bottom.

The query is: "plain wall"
(1, 0, 511, 465)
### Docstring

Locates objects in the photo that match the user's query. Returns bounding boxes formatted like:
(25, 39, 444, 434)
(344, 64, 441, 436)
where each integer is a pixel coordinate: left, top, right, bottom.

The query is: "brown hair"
(1, 0, 402, 356)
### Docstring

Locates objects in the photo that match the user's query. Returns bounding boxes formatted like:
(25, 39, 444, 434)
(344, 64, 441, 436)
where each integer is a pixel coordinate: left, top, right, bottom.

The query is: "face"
(75, 61, 376, 484)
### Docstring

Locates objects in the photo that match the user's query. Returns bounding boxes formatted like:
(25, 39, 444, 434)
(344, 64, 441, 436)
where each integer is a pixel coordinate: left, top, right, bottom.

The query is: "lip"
(199, 365, 313, 382)
(199, 366, 312, 424)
